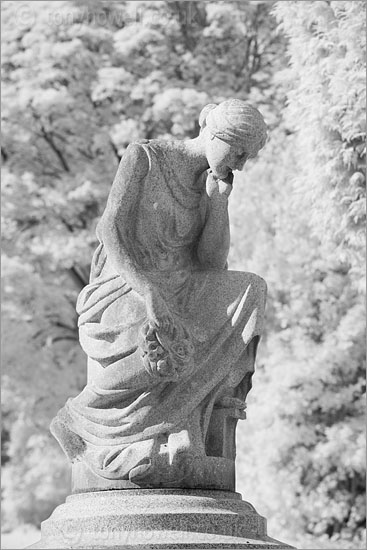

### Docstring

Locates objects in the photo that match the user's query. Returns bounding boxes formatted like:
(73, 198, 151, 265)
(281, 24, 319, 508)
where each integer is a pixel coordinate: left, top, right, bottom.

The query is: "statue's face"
(206, 135, 252, 179)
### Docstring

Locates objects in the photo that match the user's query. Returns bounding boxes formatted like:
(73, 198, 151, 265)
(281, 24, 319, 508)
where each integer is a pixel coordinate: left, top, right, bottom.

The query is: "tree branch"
(39, 124, 71, 172)
(109, 138, 121, 163)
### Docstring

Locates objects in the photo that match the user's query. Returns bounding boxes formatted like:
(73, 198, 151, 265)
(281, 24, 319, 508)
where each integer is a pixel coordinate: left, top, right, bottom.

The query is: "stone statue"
(31, 99, 296, 549)
(51, 99, 268, 492)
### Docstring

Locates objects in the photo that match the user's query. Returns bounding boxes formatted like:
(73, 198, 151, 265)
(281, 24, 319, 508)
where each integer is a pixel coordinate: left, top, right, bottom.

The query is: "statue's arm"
(196, 173, 231, 270)
(97, 143, 153, 298)
(97, 143, 177, 337)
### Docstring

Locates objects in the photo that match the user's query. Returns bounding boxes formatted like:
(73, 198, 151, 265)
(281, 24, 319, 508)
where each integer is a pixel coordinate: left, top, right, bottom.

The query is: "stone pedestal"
(29, 489, 294, 549)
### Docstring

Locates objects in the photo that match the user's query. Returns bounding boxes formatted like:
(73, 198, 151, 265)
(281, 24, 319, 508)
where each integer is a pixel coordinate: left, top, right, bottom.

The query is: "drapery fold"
(54, 141, 266, 482)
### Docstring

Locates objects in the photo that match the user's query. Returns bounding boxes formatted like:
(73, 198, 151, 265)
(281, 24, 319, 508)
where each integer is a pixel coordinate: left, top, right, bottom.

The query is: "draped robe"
(54, 140, 266, 484)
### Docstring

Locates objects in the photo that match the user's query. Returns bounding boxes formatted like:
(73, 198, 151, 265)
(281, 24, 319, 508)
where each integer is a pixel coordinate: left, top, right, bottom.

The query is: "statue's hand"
(146, 289, 176, 339)
(206, 170, 233, 199)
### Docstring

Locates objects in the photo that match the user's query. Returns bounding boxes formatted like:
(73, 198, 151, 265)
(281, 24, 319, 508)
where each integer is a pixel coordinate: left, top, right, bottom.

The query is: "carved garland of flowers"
(139, 322, 195, 380)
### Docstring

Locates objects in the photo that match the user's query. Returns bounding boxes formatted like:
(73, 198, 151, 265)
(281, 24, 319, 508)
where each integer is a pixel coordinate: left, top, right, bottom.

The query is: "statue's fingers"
(151, 316, 160, 329)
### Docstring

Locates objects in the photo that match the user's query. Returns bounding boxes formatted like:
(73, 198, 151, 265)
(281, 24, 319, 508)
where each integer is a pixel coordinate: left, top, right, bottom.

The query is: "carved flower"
(170, 339, 194, 363)
(147, 344, 164, 361)
(144, 325, 157, 342)
(139, 323, 160, 351)
(139, 321, 194, 379)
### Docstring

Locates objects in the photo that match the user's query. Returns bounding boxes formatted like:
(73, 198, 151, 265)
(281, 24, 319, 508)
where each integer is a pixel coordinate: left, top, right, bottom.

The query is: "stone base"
(28, 489, 294, 549)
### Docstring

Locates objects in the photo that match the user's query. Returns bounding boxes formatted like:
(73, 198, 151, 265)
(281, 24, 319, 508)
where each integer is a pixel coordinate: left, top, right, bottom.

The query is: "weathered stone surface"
(29, 489, 294, 549)
(31, 100, 296, 549)
(51, 99, 269, 489)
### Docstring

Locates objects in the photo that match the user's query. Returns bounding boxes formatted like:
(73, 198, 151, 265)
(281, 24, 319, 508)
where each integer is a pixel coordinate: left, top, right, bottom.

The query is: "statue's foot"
(50, 410, 86, 463)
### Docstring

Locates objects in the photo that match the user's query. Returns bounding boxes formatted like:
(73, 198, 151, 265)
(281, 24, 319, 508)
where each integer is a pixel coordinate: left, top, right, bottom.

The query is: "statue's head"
(199, 99, 267, 179)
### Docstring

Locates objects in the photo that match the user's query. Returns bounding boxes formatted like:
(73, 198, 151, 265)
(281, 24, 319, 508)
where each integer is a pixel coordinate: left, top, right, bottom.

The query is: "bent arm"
(197, 193, 230, 270)
(97, 143, 153, 298)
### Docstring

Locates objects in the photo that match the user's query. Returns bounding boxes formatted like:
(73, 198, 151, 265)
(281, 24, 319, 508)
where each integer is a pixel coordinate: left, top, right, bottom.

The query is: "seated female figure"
(52, 99, 268, 491)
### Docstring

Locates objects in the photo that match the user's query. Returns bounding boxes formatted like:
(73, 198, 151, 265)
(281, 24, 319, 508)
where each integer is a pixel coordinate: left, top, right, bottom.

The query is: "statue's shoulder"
(122, 141, 150, 174)
(135, 139, 151, 145)
(126, 140, 150, 154)
(125, 138, 174, 168)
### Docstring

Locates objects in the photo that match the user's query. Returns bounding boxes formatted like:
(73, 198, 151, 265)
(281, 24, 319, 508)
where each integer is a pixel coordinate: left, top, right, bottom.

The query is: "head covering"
(199, 99, 267, 155)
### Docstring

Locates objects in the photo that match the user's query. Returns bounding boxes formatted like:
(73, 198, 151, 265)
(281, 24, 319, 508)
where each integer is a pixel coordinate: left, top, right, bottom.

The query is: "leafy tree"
(4, 4, 365, 548)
